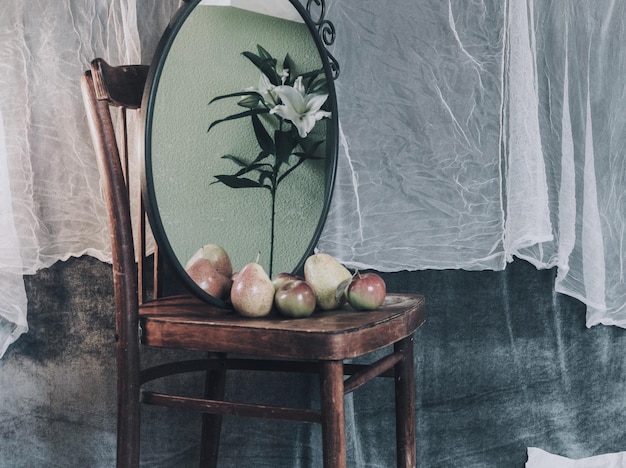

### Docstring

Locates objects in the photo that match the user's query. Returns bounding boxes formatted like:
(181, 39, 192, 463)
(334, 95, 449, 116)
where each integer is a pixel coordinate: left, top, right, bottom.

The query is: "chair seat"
(140, 293, 425, 360)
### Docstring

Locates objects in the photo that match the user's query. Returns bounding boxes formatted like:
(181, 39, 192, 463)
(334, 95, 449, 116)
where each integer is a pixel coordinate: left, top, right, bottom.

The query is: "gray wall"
(1, 256, 624, 467)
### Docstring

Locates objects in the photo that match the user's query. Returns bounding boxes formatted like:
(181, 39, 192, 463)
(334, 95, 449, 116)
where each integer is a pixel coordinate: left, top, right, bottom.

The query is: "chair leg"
(116, 335, 141, 467)
(394, 336, 416, 468)
(199, 353, 227, 468)
(320, 360, 346, 468)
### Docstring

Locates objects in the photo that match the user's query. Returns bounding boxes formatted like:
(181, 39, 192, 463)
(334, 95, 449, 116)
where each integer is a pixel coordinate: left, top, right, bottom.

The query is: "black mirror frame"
(141, 0, 339, 308)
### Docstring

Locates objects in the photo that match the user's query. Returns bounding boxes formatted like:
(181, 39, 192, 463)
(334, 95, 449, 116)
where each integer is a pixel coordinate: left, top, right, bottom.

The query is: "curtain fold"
(510, 0, 626, 326)
(0, 0, 178, 356)
(319, 0, 626, 328)
(0, 109, 28, 355)
(320, 0, 508, 270)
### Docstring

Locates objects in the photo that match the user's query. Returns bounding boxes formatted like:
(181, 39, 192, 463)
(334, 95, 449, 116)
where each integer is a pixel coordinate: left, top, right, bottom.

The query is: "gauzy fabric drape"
(0, 0, 179, 357)
(0, 0, 624, 350)
(319, 0, 626, 327)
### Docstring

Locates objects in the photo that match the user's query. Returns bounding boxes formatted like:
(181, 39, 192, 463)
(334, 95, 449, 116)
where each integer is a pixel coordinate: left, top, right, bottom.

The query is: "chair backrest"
(81, 58, 160, 306)
(81, 60, 154, 463)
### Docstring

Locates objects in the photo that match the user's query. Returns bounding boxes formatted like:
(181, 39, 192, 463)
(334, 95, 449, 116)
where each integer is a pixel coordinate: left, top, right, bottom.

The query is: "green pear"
(303, 253, 352, 310)
(230, 262, 274, 317)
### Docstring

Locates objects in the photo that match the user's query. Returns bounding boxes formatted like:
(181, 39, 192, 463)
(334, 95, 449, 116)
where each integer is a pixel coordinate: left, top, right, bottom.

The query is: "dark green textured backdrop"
(1, 256, 624, 467)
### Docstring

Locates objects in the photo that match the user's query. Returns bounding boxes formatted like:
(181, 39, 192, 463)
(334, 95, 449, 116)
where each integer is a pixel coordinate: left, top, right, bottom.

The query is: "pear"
(186, 258, 232, 299)
(185, 243, 233, 278)
(230, 261, 274, 317)
(303, 253, 352, 310)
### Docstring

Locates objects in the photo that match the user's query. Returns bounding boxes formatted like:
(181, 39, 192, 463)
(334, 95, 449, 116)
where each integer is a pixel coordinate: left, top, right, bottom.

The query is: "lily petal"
(270, 76, 331, 137)
(305, 93, 329, 113)
(273, 85, 307, 113)
(270, 104, 300, 124)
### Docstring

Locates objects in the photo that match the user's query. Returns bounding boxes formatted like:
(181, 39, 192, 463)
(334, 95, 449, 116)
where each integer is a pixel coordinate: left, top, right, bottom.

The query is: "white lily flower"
(243, 73, 279, 108)
(270, 76, 331, 138)
(278, 67, 290, 84)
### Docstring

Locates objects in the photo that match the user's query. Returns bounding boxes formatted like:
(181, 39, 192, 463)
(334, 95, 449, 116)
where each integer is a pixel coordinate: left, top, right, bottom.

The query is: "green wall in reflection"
(151, 5, 326, 276)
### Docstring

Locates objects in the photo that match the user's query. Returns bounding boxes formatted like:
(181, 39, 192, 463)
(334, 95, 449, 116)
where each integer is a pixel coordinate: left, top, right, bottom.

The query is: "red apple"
(274, 280, 316, 318)
(272, 272, 303, 290)
(346, 273, 386, 311)
(186, 258, 232, 299)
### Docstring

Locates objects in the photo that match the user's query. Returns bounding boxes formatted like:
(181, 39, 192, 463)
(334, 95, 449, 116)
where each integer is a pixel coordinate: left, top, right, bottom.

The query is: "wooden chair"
(81, 58, 426, 468)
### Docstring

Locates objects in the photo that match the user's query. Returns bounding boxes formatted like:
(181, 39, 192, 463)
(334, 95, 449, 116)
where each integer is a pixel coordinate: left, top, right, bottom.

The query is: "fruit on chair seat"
(304, 253, 352, 310)
(186, 257, 232, 299)
(231, 261, 274, 317)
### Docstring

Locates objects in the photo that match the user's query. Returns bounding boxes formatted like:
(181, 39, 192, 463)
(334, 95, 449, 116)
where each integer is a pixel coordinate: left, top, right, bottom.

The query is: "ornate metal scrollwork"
(304, 0, 339, 79)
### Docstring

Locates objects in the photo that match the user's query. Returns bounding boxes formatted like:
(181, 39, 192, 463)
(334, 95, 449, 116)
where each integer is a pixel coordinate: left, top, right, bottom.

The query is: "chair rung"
(343, 352, 403, 394)
(140, 358, 397, 385)
(141, 391, 322, 423)
(141, 359, 208, 384)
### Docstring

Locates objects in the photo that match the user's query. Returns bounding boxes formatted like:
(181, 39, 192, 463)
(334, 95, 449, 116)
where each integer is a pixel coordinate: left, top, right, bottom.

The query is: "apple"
(346, 272, 386, 311)
(230, 262, 274, 317)
(272, 272, 303, 290)
(186, 258, 232, 299)
(185, 244, 233, 278)
(275, 280, 316, 318)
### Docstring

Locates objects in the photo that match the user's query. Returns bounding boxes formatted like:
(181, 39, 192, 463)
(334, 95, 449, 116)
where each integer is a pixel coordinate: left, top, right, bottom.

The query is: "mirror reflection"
(144, 0, 337, 304)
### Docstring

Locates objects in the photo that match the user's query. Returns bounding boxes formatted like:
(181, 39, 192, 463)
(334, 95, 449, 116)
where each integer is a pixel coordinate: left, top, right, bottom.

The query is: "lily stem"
(269, 183, 276, 277)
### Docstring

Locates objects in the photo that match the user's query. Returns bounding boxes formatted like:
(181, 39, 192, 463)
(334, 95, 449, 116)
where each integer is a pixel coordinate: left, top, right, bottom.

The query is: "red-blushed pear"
(303, 253, 352, 310)
(230, 261, 274, 317)
(272, 272, 303, 290)
(185, 243, 233, 278)
(346, 272, 386, 311)
(275, 280, 316, 318)
(185, 258, 232, 300)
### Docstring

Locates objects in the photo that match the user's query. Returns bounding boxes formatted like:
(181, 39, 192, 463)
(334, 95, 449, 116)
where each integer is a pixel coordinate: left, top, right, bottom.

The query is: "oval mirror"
(142, 0, 339, 307)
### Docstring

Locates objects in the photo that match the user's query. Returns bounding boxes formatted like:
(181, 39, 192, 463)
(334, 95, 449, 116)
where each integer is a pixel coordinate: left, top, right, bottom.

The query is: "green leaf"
(235, 163, 270, 177)
(292, 151, 323, 160)
(277, 157, 307, 185)
(212, 175, 264, 189)
(297, 137, 325, 156)
(299, 69, 327, 93)
(258, 170, 275, 189)
(335, 277, 352, 304)
(251, 114, 275, 153)
(252, 150, 272, 164)
(209, 91, 260, 105)
(275, 129, 295, 164)
(257, 44, 273, 60)
(208, 108, 269, 132)
(242, 51, 280, 85)
(221, 154, 248, 167)
(220, 155, 272, 177)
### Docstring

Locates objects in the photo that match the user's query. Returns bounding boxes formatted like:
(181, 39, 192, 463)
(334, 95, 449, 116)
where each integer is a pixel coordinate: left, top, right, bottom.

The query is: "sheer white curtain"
(507, 1, 626, 326)
(319, 0, 626, 326)
(1, 0, 625, 357)
(0, 0, 178, 356)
